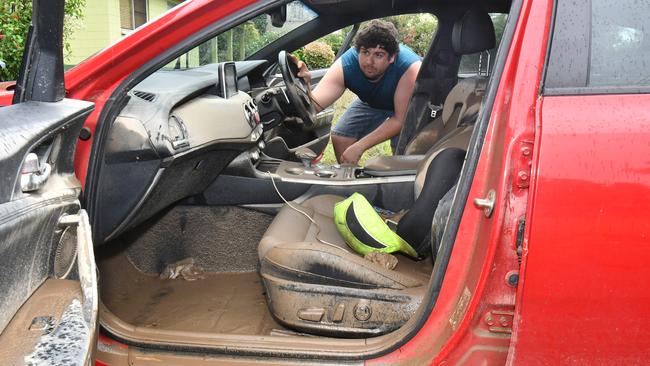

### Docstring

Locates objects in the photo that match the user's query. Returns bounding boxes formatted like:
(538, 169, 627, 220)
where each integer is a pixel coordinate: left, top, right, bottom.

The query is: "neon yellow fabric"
(334, 193, 418, 258)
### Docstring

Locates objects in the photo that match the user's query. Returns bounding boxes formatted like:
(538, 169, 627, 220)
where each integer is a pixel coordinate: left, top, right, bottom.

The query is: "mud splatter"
(25, 299, 89, 366)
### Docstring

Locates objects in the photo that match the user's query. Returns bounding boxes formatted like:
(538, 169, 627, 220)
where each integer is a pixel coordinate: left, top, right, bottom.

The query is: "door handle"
(474, 189, 496, 218)
(20, 152, 51, 192)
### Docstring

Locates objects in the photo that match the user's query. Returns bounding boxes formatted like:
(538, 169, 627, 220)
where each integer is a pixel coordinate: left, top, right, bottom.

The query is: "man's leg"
(330, 99, 367, 163)
(331, 99, 394, 163)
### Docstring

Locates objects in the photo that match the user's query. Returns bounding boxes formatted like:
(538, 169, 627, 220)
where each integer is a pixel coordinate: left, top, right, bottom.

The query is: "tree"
(0, 0, 86, 81)
(386, 14, 438, 56)
(301, 41, 335, 69)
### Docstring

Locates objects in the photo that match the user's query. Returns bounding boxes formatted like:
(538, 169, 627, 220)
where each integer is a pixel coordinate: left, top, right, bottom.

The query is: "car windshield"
(163, 1, 318, 70)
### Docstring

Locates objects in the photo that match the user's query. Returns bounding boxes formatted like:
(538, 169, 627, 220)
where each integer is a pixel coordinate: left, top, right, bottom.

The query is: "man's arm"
(340, 60, 421, 164)
(293, 56, 346, 112)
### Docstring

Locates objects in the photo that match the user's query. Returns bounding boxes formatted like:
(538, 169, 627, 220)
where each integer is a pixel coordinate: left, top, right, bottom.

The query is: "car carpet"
(97, 253, 283, 335)
(116, 205, 274, 274)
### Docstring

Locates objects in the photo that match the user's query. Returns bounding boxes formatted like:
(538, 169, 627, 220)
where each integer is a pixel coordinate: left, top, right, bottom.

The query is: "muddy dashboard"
(115, 61, 266, 158)
(96, 61, 267, 245)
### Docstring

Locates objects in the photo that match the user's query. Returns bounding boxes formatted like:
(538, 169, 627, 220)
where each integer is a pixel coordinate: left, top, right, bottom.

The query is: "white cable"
(267, 171, 348, 251)
(268, 171, 317, 225)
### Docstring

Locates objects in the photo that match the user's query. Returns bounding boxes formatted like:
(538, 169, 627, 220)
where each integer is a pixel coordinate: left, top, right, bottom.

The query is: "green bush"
(301, 41, 335, 70)
(321, 31, 344, 56)
(292, 48, 304, 61)
(386, 14, 438, 56)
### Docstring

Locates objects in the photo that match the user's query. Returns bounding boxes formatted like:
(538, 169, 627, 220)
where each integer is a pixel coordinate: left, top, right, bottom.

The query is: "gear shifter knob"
(295, 147, 317, 167)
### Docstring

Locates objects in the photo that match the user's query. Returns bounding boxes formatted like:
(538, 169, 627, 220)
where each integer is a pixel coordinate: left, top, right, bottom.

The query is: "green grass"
(321, 90, 393, 165)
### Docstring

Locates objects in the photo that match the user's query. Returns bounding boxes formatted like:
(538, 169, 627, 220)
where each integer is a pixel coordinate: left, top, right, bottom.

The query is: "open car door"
(0, 0, 97, 364)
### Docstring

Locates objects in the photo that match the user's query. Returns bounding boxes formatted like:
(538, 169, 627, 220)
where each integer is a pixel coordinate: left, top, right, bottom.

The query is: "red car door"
(511, 0, 650, 364)
(0, 1, 98, 364)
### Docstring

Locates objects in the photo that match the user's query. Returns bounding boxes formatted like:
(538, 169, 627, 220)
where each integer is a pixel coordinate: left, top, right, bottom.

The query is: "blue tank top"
(341, 44, 421, 110)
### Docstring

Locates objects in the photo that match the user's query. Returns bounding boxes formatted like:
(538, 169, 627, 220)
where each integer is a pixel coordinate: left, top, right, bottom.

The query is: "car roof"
(304, 0, 512, 16)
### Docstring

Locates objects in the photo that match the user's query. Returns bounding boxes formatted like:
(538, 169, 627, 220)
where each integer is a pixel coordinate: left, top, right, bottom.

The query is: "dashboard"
(97, 61, 271, 244)
(115, 61, 268, 158)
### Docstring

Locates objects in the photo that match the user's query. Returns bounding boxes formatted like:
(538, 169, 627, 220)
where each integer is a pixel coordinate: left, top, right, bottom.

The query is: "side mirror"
(270, 5, 286, 28)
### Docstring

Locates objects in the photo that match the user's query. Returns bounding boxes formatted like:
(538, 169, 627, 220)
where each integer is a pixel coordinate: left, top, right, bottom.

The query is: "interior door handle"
(20, 152, 52, 192)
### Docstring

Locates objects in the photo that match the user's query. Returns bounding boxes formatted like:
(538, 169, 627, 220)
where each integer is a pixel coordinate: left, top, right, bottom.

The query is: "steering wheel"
(278, 50, 317, 127)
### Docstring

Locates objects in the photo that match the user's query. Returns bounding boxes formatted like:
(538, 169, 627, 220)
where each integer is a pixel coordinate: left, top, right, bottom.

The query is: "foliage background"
(0, 0, 86, 81)
(294, 14, 438, 69)
(301, 41, 335, 69)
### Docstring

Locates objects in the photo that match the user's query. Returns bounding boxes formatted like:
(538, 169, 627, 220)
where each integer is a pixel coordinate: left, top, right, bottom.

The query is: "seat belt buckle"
(428, 103, 443, 118)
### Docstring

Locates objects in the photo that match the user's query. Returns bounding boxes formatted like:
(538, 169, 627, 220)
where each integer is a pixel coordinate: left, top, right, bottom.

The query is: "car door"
(0, 0, 97, 364)
(512, 0, 650, 363)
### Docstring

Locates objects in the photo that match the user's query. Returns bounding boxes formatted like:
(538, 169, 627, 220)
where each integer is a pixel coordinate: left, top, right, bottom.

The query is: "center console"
(271, 160, 416, 185)
(199, 152, 421, 213)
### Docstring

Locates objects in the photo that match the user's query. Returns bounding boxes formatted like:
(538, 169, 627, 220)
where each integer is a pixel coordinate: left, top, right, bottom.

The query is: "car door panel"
(0, 99, 96, 364)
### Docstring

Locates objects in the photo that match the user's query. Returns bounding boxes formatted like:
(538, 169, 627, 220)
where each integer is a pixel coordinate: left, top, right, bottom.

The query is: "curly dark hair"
(353, 19, 399, 56)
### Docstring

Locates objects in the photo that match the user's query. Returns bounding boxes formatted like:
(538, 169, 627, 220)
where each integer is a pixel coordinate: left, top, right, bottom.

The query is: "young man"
(294, 19, 421, 164)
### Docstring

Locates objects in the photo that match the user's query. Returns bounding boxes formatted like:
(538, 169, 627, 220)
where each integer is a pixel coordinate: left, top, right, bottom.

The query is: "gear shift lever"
(295, 147, 317, 167)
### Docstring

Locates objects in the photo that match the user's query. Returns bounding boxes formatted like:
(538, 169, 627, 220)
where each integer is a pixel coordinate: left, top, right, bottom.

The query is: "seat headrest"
(452, 8, 496, 55)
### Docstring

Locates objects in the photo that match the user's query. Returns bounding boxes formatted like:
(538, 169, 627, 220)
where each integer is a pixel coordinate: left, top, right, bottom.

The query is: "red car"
(1, 0, 649, 365)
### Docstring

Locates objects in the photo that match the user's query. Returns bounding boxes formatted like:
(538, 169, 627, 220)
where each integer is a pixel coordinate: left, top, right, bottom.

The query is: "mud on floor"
(98, 254, 282, 335)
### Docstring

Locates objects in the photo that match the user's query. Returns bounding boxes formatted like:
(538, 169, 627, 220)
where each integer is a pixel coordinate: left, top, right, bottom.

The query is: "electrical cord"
(267, 171, 349, 252)
(304, 80, 325, 112)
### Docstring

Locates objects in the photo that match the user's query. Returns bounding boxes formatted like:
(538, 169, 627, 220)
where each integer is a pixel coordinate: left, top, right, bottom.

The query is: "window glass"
(133, 0, 148, 28)
(121, 0, 148, 31)
(293, 13, 438, 70)
(545, 0, 650, 92)
(164, 1, 317, 70)
(588, 0, 650, 87)
(120, 0, 134, 30)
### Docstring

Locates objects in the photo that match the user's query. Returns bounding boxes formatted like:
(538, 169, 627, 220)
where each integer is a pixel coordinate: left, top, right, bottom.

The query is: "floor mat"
(99, 254, 282, 335)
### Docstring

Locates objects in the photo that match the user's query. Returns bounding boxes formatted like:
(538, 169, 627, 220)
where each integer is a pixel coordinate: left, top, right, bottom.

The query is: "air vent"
(132, 90, 157, 102)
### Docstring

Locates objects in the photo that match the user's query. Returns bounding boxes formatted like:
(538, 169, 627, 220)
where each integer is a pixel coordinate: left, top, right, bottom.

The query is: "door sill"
(99, 302, 419, 360)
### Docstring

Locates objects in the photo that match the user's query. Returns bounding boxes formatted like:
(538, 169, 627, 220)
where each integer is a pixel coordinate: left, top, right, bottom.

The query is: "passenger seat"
(399, 5, 495, 155)
(404, 76, 487, 155)
(258, 147, 465, 337)
(256, 8, 496, 338)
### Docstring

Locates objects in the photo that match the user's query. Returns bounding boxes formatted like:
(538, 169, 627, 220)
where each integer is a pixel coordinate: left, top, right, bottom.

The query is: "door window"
(589, 1, 649, 87)
(120, 0, 149, 32)
(544, 0, 650, 94)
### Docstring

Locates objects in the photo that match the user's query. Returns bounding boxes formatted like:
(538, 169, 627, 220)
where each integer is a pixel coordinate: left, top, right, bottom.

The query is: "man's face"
(358, 46, 396, 81)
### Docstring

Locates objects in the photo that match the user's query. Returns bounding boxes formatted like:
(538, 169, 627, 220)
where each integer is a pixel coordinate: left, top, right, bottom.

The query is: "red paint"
(509, 94, 650, 364)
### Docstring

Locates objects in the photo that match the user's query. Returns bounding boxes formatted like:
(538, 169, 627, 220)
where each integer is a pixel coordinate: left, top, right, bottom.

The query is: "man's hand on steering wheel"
(288, 54, 312, 84)
(278, 50, 317, 127)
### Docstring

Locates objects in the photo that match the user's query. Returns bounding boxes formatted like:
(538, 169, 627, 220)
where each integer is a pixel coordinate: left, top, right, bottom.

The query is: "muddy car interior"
(90, 0, 511, 356)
